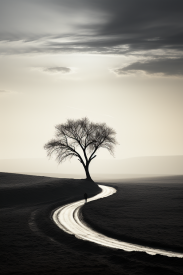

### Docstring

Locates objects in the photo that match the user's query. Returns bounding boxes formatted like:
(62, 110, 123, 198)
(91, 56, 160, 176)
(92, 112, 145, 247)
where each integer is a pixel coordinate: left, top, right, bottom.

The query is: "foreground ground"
(83, 176, 183, 253)
(0, 173, 183, 274)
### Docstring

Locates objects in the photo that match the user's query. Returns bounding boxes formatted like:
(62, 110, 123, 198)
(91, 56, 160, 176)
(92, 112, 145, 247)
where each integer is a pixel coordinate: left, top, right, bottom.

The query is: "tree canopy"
(44, 117, 117, 181)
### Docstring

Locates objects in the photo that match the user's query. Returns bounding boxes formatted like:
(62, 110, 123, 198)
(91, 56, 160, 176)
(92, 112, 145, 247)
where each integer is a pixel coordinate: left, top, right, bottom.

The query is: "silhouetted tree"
(44, 117, 117, 181)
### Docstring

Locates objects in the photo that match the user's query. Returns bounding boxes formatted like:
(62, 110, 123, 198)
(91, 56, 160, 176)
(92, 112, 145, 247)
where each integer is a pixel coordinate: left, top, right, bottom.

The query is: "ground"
(0, 173, 183, 274)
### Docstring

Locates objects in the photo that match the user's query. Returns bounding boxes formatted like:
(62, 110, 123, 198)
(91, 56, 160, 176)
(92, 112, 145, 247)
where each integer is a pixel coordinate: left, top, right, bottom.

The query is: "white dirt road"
(52, 184, 183, 258)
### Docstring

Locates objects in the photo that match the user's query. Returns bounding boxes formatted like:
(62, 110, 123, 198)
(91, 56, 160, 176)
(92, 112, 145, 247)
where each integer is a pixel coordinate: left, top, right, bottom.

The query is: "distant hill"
(91, 155, 183, 176)
(0, 155, 183, 177)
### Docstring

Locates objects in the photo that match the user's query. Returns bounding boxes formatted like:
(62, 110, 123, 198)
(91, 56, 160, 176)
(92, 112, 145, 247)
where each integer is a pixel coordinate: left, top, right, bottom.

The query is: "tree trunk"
(84, 163, 93, 181)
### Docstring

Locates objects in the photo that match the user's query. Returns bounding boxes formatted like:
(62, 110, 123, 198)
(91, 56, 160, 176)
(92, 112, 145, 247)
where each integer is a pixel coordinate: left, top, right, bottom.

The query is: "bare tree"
(44, 117, 117, 181)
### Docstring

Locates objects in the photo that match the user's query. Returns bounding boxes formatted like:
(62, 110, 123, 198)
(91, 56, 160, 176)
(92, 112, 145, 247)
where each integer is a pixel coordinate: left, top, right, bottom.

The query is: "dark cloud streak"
(0, 0, 183, 76)
(44, 67, 71, 74)
(0, 90, 9, 93)
(1, 0, 183, 52)
(48, 0, 183, 52)
(114, 58, 183, 76)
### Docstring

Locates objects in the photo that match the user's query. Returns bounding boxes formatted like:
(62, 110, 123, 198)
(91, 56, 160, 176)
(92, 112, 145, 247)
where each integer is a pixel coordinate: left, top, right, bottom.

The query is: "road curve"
(52, 184, 183, 258)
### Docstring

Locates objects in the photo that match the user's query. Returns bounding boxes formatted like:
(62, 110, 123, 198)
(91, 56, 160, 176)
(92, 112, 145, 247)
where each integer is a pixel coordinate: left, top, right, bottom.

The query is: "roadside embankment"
(0, 172, 101, 207)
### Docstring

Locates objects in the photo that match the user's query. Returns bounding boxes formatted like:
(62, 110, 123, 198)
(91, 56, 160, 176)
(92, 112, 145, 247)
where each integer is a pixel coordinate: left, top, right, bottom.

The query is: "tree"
(44, 117, 117, 181)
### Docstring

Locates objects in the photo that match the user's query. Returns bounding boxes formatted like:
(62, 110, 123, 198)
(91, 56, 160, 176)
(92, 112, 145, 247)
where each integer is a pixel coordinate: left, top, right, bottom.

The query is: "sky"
(0, 0, 183, 170)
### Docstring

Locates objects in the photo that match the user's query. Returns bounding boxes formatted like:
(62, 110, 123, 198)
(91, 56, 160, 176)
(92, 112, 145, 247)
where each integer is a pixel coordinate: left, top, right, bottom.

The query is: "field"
(83, 176, 183, 253)
(0, 173, 183, 274)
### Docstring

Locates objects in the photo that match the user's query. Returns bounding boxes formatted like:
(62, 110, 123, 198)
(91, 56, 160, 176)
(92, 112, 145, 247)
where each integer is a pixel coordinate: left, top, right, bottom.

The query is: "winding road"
(52, 184, 183, 258)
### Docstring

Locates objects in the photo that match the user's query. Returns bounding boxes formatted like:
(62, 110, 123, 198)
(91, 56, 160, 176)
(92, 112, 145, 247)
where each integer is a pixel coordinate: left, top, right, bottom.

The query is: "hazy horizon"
(1, 155, 183, 177)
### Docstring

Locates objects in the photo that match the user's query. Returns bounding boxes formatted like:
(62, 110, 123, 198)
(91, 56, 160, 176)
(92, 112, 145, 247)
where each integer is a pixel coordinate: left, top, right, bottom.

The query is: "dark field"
(83, 176, 183, 253)
(0, 173, 183, 274)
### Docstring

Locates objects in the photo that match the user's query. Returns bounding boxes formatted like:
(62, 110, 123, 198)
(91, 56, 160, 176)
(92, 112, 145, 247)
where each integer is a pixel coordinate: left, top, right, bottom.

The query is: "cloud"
(0, 89, 9, 93)
(43, 66, 71, 74)
(0, 0, 183, 60)
(114, 58, 183, 76)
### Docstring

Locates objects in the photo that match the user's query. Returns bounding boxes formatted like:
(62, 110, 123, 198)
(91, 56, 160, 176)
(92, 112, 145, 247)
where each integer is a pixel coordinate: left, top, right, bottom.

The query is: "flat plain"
(0, 173, 183, 274)
(83, 176, 183, 253)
